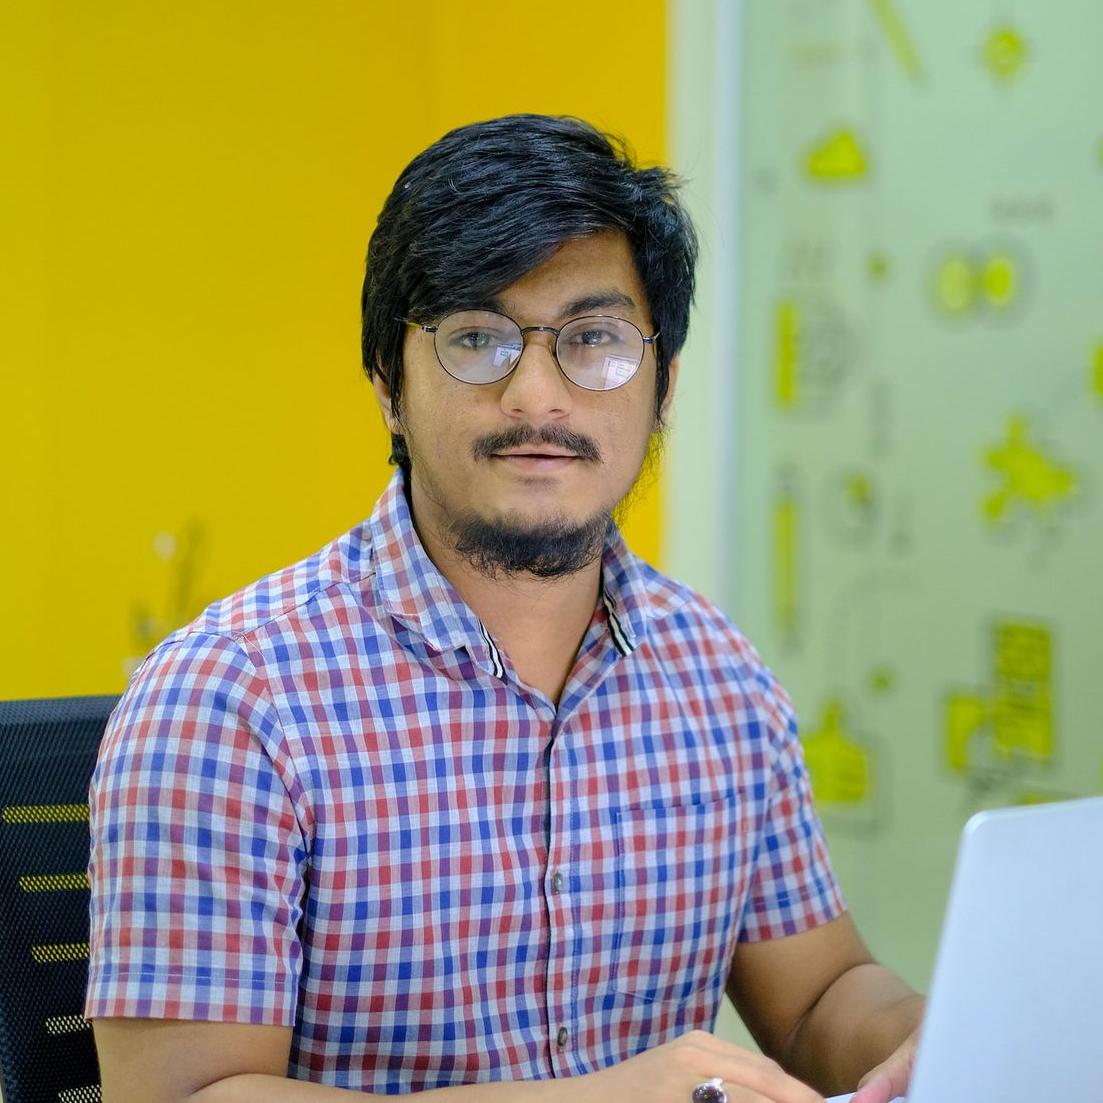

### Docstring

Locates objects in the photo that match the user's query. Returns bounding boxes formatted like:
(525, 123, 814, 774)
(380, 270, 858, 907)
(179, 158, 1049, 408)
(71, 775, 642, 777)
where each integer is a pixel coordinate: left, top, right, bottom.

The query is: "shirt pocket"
(609, 793, 746, 1003)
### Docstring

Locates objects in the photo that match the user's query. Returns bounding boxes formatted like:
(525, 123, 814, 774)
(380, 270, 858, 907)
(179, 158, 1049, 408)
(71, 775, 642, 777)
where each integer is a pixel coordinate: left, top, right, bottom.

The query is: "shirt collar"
(366, 468, 690, 660)
(598, 519, 691, 656)
(367, 470, 488, 657)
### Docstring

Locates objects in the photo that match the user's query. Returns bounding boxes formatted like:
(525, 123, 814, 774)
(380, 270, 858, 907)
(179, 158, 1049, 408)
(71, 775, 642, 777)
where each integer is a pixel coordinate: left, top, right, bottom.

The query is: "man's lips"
(494, 449, 579, 459)
(491, 451, 580, 471)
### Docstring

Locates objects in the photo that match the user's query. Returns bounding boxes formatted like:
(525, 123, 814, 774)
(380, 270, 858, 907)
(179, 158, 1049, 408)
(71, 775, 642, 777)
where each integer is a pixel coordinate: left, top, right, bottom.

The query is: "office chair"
(0, 696, 119, 1103)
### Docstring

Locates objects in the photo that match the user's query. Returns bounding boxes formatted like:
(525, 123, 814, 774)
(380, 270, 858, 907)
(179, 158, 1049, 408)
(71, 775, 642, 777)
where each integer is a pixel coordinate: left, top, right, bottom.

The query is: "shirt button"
(556, 1026, 568, 1047)
(551, 869, 564, 894)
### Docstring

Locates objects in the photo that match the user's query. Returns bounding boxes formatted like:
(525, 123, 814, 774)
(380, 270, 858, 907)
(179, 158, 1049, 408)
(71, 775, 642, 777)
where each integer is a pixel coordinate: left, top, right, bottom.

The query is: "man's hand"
(847, 1026, 918, 1103)
(577, 1030, 824, 1103)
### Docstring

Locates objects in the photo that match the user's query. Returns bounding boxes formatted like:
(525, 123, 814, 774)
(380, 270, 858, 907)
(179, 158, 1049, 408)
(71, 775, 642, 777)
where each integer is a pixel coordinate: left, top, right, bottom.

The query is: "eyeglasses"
(403, 310, 660, 392)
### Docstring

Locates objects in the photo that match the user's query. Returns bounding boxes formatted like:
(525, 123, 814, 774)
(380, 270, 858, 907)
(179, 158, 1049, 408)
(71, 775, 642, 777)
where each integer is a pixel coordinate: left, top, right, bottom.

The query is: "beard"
(448, 507, 612, 580)
(400, 418, 662, 581)
(425, 420, 613, 580)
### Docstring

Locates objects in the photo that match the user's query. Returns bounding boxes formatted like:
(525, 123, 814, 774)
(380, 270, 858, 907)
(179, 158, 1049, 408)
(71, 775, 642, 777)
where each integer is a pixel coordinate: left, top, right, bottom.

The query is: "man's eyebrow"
(558, 291, 638, 318)
(488, 290, 639, 320)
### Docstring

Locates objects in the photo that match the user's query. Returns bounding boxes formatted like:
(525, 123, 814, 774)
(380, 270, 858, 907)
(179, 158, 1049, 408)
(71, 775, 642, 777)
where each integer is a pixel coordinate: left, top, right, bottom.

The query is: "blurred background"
(3, 0, 1101, 1050)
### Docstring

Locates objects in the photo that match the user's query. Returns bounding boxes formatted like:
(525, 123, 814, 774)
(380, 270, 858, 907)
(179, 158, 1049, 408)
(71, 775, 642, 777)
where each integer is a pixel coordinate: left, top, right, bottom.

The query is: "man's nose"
(498, 334, 573, 420)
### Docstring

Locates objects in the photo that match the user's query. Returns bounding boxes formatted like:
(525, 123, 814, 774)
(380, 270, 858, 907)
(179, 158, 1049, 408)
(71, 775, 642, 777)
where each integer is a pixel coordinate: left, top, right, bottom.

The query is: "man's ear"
(371, 364, 401, 433)
(658, 353, 680, 427)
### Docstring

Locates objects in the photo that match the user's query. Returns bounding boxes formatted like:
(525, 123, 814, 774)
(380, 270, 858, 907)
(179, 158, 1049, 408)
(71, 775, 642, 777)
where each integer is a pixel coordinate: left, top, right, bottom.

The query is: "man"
(87, 115, 922, 1102)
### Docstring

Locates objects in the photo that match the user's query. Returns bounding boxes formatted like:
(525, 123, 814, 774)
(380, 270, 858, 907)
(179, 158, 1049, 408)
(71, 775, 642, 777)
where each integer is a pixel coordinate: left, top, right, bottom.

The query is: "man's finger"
(851, 1061, 909, 1103)
(700, 1079, 822, 1103)
(670, 1031, 818, 1101)
(703, 1063, 824, 1103)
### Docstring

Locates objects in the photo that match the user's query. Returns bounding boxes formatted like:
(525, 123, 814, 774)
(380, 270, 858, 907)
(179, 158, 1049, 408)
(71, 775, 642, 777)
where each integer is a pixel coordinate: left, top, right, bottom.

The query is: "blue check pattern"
(86, 470, 844, 1092)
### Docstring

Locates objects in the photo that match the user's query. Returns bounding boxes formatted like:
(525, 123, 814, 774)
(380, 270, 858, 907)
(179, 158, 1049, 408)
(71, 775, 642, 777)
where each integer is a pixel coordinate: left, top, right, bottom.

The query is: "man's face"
(374, 230, 677, 575)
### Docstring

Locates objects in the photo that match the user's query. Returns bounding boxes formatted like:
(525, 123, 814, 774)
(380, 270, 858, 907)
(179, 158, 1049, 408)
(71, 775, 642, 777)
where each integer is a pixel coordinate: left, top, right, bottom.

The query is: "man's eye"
(573, 327, 617, 347)
(453, 331, 494, 351)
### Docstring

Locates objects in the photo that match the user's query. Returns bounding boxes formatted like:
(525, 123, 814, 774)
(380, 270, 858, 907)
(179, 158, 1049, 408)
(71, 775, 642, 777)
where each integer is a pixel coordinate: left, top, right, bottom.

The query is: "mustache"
(473, 424, 603, 464)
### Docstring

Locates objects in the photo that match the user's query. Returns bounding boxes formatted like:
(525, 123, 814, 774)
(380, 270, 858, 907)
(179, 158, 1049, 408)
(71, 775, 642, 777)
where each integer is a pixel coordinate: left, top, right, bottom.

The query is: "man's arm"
(727, 911, 924, 1098)
(94, 1018, 828, 1103)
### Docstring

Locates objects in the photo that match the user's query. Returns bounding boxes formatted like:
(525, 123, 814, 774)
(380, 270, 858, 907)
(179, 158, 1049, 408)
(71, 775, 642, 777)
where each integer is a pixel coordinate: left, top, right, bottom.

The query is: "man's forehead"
(488, 288, 640, 322)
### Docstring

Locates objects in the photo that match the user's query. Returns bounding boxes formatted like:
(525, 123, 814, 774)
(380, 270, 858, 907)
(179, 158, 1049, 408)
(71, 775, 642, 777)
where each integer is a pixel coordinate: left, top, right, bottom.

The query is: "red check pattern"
(86, 471, 844, 1092)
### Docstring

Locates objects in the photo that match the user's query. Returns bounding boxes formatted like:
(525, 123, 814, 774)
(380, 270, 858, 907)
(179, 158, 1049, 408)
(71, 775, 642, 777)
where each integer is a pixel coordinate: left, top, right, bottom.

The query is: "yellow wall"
(2, 2, 668, 699)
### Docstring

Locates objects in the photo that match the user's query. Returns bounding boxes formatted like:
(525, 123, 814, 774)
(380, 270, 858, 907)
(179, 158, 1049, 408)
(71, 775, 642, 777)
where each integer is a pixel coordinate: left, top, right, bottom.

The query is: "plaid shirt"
(86, 470, 844, 1092)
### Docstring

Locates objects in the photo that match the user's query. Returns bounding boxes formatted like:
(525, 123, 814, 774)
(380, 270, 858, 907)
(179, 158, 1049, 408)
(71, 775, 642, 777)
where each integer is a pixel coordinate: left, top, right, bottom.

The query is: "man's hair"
(360, 113, 699, 471)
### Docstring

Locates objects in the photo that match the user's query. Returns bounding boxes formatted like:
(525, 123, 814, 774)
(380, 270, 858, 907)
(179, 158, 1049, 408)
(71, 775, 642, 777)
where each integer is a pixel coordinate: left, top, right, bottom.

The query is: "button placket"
(544, 721, 576, 1076)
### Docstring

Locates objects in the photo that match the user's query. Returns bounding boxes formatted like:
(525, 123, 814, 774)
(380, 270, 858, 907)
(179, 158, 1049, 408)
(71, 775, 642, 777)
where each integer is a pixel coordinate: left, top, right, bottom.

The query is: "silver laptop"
(830, 795, 1103, 1103)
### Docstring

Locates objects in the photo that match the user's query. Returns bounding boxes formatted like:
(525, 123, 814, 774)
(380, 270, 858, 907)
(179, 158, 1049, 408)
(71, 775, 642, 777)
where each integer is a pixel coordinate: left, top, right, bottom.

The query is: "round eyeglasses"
(404, 310, 660, 392)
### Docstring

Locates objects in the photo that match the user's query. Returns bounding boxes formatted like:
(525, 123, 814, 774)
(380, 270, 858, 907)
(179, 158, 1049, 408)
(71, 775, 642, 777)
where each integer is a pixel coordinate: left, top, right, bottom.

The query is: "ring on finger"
(691, 1077, 728, 1103)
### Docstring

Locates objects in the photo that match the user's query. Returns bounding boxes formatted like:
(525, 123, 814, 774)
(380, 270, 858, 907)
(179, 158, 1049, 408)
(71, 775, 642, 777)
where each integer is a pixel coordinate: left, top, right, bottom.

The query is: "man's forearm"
(189, 1072, 565, 1103)
(183, 1029, 824, 1103)
(780, 962, 925, 1095)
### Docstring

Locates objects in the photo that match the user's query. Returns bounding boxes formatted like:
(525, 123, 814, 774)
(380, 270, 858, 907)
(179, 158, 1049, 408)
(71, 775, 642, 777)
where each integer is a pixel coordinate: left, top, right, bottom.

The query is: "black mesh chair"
(0, 696, 119, 1103)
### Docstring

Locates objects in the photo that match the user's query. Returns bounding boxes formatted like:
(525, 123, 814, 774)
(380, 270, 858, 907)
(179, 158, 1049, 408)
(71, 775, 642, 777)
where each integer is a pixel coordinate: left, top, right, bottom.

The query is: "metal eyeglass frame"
(402, 313, 661, 392)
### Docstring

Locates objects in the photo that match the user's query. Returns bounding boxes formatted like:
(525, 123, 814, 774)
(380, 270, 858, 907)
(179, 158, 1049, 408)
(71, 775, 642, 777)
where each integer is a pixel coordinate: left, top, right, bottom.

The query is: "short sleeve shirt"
(86, 470, 844, 1092)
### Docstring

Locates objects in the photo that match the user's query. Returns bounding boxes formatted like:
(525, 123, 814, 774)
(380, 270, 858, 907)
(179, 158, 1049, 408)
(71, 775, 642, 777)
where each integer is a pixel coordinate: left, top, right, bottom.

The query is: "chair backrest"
(0, 696, 119, 1103)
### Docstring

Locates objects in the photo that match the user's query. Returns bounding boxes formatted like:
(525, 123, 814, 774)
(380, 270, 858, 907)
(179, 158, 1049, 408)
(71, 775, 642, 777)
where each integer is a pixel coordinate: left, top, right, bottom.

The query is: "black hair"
(359, 113, 699, 471)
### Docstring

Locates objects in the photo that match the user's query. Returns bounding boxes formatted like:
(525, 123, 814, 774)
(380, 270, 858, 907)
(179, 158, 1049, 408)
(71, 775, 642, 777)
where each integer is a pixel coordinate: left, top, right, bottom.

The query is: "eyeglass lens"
(432, 310, 645, 391)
